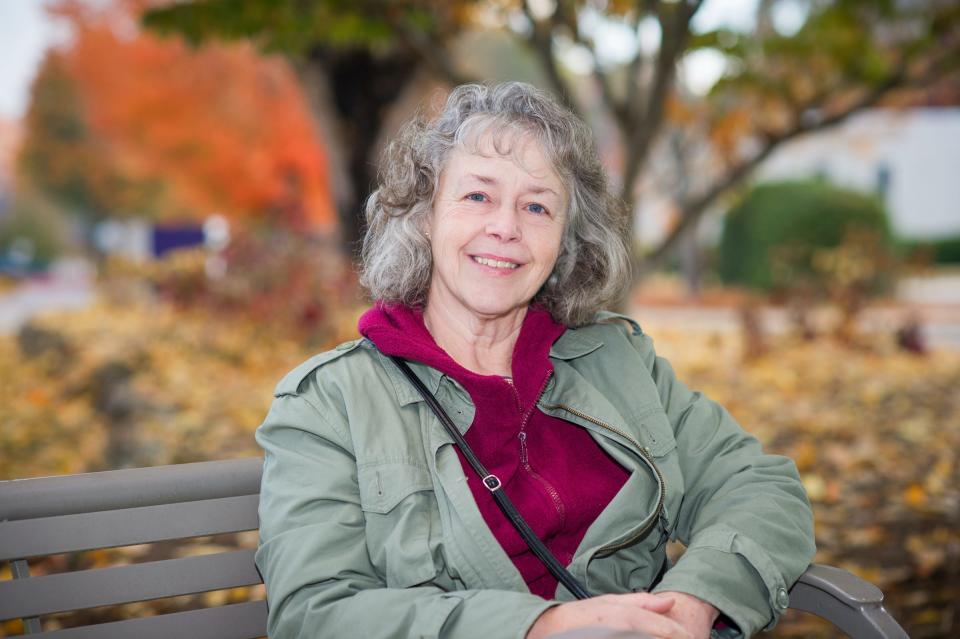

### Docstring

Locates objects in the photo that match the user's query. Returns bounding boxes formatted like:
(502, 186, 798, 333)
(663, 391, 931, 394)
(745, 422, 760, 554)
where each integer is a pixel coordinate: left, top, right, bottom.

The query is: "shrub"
(0, 191, 78, 270)
(719, 179, 893, 294)
(900, 234, 960, 265)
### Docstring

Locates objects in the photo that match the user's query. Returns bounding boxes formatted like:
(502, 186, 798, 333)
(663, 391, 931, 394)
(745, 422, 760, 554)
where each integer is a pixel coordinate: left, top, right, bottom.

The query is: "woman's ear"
(421, 210, 435, 242)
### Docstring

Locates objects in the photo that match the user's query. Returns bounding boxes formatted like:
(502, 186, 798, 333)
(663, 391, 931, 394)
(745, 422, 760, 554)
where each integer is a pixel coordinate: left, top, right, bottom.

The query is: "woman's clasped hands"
(527, 591, 719, 639)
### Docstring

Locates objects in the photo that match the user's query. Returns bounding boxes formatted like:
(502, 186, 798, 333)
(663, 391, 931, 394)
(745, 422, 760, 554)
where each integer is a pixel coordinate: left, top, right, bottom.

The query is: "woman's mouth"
(471, 255, 520, 269)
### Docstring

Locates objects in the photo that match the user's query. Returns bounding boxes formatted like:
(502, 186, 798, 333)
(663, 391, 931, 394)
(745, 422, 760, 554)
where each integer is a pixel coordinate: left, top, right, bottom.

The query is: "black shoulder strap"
(389, 355, 591, 600)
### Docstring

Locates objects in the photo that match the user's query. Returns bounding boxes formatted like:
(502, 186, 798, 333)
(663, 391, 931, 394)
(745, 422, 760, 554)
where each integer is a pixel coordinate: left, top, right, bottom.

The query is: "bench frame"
(0, 458, 909, 638)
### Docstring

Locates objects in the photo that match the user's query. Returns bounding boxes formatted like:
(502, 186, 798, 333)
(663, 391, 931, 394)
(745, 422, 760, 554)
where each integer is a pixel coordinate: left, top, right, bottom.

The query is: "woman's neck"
(422, 299, 526, 377)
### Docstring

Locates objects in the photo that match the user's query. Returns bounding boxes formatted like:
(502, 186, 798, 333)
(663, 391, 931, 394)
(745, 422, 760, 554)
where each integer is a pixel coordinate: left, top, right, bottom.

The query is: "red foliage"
(48, 0, 334, 229)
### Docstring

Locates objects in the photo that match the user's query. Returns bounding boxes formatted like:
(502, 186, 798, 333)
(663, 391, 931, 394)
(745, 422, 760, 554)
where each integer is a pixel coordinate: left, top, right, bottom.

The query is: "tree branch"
(555, 1, 629, 131)
(637, 58, 935, 274)
(623, 0, 657, 129)
(520, 0, 585, 119)
(620, 0, 702, 208)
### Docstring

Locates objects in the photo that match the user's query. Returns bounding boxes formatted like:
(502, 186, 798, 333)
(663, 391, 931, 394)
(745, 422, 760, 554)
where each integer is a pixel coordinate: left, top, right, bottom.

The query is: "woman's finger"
(618, 592, 674, 613)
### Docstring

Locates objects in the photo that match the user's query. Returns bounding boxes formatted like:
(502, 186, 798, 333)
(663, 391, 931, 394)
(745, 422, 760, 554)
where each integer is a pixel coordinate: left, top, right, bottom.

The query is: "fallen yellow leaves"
(1, 296, 365, 480)
(650, 327, 960, 638)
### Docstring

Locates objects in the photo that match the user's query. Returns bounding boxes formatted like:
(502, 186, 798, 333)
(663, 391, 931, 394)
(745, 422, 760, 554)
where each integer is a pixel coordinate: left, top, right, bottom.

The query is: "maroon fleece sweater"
(359, 303, 629, 598)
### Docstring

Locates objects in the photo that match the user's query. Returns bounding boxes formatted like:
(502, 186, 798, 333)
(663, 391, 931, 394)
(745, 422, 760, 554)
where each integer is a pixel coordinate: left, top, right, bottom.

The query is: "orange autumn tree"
(40, 0, 335, 229)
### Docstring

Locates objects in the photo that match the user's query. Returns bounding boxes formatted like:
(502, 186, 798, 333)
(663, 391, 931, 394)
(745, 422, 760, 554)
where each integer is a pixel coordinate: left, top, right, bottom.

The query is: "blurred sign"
(93, 215, 230, 260)
(152, 226, 204, 257)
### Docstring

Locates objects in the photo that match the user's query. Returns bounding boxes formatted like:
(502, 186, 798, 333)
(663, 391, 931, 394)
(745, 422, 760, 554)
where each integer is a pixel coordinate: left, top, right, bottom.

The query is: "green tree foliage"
(718, 179, 891, 292)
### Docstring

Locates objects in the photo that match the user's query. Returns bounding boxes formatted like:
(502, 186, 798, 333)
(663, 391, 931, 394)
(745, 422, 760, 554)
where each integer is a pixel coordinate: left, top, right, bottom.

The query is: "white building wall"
(757, 108, 960, 239)
(632, 107, 960, 249)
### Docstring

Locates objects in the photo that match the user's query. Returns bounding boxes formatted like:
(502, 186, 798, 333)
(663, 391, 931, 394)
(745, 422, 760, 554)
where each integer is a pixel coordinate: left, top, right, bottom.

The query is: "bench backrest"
(0, 458, 910, 639)
(0, 458, 266, 638)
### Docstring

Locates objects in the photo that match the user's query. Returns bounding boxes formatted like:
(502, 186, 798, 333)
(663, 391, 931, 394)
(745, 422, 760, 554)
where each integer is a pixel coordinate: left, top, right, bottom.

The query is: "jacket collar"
(375, 347, 447, 407)
(549, 328, 604, 360)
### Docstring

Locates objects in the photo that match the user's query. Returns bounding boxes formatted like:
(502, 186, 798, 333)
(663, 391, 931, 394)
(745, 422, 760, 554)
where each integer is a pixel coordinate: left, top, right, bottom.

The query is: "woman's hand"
(650, 591, 719, 639)
(526, 593, 695, 639)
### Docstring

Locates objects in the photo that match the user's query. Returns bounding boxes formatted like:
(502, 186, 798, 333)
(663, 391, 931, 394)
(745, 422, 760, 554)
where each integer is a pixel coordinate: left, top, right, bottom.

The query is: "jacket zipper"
(541, 402, 667, 557)
(518, 431, 567, 528)
(519, 373, 553, 436)
(515, 374, 566, 526)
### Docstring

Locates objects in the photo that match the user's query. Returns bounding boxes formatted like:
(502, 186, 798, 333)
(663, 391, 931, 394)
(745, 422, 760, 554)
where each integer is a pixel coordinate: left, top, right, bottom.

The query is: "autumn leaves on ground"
(648, 326, 960, 638)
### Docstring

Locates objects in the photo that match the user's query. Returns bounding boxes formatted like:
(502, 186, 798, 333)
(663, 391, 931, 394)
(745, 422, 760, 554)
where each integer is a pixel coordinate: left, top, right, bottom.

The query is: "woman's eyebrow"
(463, 173, 498, 186)
(525, 185, 559, 197)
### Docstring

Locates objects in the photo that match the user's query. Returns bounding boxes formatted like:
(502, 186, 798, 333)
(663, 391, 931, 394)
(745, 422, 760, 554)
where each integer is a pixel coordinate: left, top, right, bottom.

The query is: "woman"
(255, 82, 815, 639)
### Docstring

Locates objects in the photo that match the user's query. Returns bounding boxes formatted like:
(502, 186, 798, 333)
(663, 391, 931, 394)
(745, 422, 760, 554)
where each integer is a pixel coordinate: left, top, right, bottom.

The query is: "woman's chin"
(461, 296, 529, 320)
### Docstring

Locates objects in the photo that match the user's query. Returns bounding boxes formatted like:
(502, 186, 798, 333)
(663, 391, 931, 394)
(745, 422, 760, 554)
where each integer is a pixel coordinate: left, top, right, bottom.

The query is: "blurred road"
(633, 304, 960, 351)
(634, 273, 960, 351)
(0, 259, 95, 334)
(2, 262, 958, 349)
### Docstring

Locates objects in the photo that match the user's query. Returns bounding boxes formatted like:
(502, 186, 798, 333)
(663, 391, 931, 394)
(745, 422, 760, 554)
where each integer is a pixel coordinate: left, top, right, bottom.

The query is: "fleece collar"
(359, 303, 582, 409)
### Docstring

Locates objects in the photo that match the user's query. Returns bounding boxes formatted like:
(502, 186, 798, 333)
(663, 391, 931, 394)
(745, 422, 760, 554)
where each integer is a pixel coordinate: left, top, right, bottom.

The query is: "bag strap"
(389, 355, 592, 600)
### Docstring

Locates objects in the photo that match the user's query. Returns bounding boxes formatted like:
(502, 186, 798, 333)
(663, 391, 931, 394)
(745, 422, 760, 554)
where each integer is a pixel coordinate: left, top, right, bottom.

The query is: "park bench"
(0, 458, 909, 638)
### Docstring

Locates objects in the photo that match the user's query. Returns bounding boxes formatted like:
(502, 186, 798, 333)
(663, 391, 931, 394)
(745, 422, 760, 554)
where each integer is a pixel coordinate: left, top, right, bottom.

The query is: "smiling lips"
(471, 255, 521, 270)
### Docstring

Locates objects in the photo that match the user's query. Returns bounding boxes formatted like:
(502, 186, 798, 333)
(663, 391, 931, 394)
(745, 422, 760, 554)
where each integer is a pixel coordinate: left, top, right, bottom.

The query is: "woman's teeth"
(473, 256, 519, 269)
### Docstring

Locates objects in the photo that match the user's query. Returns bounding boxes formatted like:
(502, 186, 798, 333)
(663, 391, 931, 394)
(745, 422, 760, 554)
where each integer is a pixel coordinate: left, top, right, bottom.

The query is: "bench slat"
(0, 458, 262, 521)
(0, 550, 262, 620)
(0, 494, 259, 561)
(38, 600, 268, 639)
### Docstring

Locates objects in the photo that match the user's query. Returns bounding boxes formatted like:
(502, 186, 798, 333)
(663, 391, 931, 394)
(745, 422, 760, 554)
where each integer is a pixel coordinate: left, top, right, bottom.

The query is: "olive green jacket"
(255, 313, 815, 639)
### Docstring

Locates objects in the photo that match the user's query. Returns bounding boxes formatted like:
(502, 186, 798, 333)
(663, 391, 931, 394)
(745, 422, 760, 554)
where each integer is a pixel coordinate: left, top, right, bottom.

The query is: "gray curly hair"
(359, 82, 630, 327)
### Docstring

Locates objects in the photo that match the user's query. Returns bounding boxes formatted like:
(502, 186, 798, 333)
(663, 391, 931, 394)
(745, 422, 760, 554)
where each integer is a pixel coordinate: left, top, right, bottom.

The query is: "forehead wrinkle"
(462, 173, 499, 186)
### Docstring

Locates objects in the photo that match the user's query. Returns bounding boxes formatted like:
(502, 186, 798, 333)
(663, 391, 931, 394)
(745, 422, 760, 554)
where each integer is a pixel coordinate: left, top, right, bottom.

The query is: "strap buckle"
(482, 474, 502, 492)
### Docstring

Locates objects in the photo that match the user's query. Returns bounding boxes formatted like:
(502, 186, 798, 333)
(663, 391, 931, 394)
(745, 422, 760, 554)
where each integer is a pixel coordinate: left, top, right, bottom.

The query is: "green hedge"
(899, 235, 960, 264)
(718, 179, 891, 291)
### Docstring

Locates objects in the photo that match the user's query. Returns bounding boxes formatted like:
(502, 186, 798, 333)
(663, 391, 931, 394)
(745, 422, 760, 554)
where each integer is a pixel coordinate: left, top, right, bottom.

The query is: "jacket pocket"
(357, 460, 434, 513)
(635, 408, 677, 458)
(357, 460, 438, 588)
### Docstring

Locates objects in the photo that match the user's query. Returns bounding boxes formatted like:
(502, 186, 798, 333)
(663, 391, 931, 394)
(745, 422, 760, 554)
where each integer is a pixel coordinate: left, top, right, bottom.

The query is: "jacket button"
(776, 587, 789, 609)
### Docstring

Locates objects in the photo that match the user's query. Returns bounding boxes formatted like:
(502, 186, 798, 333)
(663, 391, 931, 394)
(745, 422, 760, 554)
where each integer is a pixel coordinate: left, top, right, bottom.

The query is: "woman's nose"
(485, 203, 521, 242)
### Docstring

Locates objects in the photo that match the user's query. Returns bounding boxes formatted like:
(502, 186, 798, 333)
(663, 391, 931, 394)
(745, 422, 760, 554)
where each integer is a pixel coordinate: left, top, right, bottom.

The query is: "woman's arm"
(627, 327, 816, 638)
(255, 393, 558, 639)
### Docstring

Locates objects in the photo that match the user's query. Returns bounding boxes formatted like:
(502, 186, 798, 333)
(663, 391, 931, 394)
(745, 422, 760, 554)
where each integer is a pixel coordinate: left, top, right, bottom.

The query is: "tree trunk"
(296, 48, 420, 255)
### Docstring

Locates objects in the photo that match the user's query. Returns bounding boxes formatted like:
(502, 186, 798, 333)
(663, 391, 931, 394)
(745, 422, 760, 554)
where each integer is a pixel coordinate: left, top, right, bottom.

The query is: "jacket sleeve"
(626, 328, 816, 638)
(255, 393, 557, 639)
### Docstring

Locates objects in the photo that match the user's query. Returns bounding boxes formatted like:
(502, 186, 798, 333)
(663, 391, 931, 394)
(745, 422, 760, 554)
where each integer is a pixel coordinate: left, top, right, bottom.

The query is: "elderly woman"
(255, 82, 815, 639)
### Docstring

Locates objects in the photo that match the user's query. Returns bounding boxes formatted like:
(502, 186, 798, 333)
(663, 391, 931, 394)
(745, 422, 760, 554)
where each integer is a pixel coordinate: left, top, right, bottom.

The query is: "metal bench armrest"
(788, 564, 909, 639)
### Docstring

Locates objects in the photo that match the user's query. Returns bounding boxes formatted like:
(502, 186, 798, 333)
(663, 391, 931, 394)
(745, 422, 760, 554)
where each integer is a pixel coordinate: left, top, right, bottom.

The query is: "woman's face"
(427, 132, 567, 322)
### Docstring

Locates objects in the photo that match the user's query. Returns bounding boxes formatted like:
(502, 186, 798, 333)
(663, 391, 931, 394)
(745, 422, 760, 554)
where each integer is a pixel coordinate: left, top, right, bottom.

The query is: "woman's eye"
(466, 193, 487, 202)
(527, 203, 548, 215)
